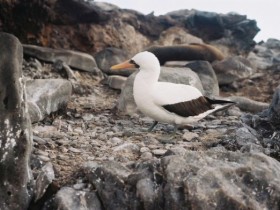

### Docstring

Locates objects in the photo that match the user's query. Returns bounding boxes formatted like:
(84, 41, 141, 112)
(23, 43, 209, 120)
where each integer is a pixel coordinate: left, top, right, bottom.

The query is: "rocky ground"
(25, 55, 276, 188)
(2, 1, 280, 209)
(220, 67, 280, 103)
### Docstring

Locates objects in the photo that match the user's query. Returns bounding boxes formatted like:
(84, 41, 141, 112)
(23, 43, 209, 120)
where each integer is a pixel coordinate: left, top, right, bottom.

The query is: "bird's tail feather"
(206, 97, 236, 105)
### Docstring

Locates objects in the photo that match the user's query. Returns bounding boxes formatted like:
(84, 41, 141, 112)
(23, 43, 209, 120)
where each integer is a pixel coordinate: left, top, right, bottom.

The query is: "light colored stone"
(26, 79, 72, 123)
(183, 131, 199, 141)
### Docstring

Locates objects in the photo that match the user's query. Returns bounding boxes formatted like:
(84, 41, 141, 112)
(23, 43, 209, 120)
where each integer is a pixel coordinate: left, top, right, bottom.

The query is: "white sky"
(96, 0, 280, 42)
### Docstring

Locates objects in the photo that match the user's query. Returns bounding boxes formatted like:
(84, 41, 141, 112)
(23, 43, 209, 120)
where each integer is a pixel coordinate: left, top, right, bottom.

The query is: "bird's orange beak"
(110, 60, 136, 70)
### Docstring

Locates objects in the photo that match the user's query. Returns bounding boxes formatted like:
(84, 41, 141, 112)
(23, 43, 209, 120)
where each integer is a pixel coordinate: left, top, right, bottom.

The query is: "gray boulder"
(248, 39, 280, 70)
(0, 33, 33, 210)
(117, 67, 204, 115)
(212, 56, 255, 85)
(84, 151, 280, 210)
(95, 47, 134, 76)
(26, 79, 72, 123)
(185, 60, 219, 96)
(106, 75, 127, 90)
(23, 44, 101, 74)
(162, 151, 280, 210)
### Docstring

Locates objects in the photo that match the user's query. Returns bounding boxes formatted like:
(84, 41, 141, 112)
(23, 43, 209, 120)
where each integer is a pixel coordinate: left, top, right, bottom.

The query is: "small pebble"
(87, 156, 95, 161)
(109, 137, 123, 146)
(74, 127, 83, 135)
(33, 136, 47, 145)
(68, 147, 81, 153)
(113, 143, 140, 153)
(152, 149, 167, 156)
(141, 152, 153, 160)
(82, 113, 94, 121)
(37, 155, 50, 162)
(35, 150, 49, 157)
(108, 156, 115, 161)
(140, 147, 150, 153)
(73, 183, 86, 190)
(183, 131, 199, 141)
(57, 154, 68, 161)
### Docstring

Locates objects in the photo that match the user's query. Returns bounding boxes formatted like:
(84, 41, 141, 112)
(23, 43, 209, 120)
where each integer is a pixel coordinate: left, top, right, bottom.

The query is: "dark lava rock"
(185, 60, 219, 96)
(268, 85, 280, 124)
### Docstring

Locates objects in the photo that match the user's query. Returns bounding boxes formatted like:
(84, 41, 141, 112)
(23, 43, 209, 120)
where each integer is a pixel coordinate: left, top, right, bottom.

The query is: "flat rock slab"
(26, 79, 72, 123)
(23, 44, 100, 73)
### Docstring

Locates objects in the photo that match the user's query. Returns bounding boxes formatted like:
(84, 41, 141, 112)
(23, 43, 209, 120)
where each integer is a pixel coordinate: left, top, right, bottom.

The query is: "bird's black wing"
(162, 96, 214, 117)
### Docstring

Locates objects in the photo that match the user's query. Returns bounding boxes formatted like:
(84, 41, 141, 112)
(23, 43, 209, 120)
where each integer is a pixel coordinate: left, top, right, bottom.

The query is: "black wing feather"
(162, 96, 214, 117)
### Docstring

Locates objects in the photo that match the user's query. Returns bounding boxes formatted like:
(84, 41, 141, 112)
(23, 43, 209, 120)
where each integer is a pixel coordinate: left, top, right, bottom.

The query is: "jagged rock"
(0, 1, 259, 56)
(34, 162, 55, 202)
(23, 44, 100, 74)
(52, 187, 102, 210)
(268, 85, 280, 124)
(84, 160, 162, 210)
(90, 1, 119, 11)
(0, 33, 33, 210)
(26, 79, 72, 123)
(248, 39, 280, 70)
(167, 10, 259, 54)
(235, 126, 260, 147)
(154, 26, 203, 46)
(106, 75, 127, 90)
(95, 47, 133, 76)
(84, 161, 133, 209)
(83, 151, 280, 210)
(117, 67, 204, 114)
(264, 38, 280, 49)
(162, 151, 280, 209)
(185, 60, 219, 96)
(212, 56, 255, 85)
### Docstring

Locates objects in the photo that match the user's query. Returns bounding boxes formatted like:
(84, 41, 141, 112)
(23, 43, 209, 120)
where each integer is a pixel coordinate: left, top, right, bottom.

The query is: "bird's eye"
(129, 60, 140, 68)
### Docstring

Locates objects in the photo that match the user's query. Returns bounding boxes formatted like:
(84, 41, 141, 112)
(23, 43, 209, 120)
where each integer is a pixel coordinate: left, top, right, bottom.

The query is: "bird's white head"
(131, 51, 160, 72)
(110, 51, 160, 73)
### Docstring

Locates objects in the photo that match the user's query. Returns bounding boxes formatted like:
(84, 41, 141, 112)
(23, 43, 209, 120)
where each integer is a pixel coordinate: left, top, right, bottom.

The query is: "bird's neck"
(136, 67, 160, 86)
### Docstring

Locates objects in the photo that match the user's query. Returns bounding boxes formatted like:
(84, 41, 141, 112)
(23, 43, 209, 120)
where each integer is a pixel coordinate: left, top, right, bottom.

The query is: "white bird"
(111, 51, 234, 132)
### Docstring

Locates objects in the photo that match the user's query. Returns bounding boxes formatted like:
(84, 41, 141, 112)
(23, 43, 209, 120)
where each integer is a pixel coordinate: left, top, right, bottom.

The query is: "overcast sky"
(96, 0, 280, 42)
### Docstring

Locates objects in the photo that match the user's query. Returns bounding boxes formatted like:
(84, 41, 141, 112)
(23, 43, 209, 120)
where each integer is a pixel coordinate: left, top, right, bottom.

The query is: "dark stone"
(84, 161, 163, 210)
(94, 47, 133, 76)
(268, 85, 280, 124)
(185, 11, 225, 40)
(185, 60, 219, 96)
(53, 0, 112, 24)
(0, 32, 33, 210)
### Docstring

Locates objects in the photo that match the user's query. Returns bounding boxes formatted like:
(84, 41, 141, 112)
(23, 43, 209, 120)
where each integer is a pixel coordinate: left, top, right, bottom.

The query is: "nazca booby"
(111, 51, 234, 132)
